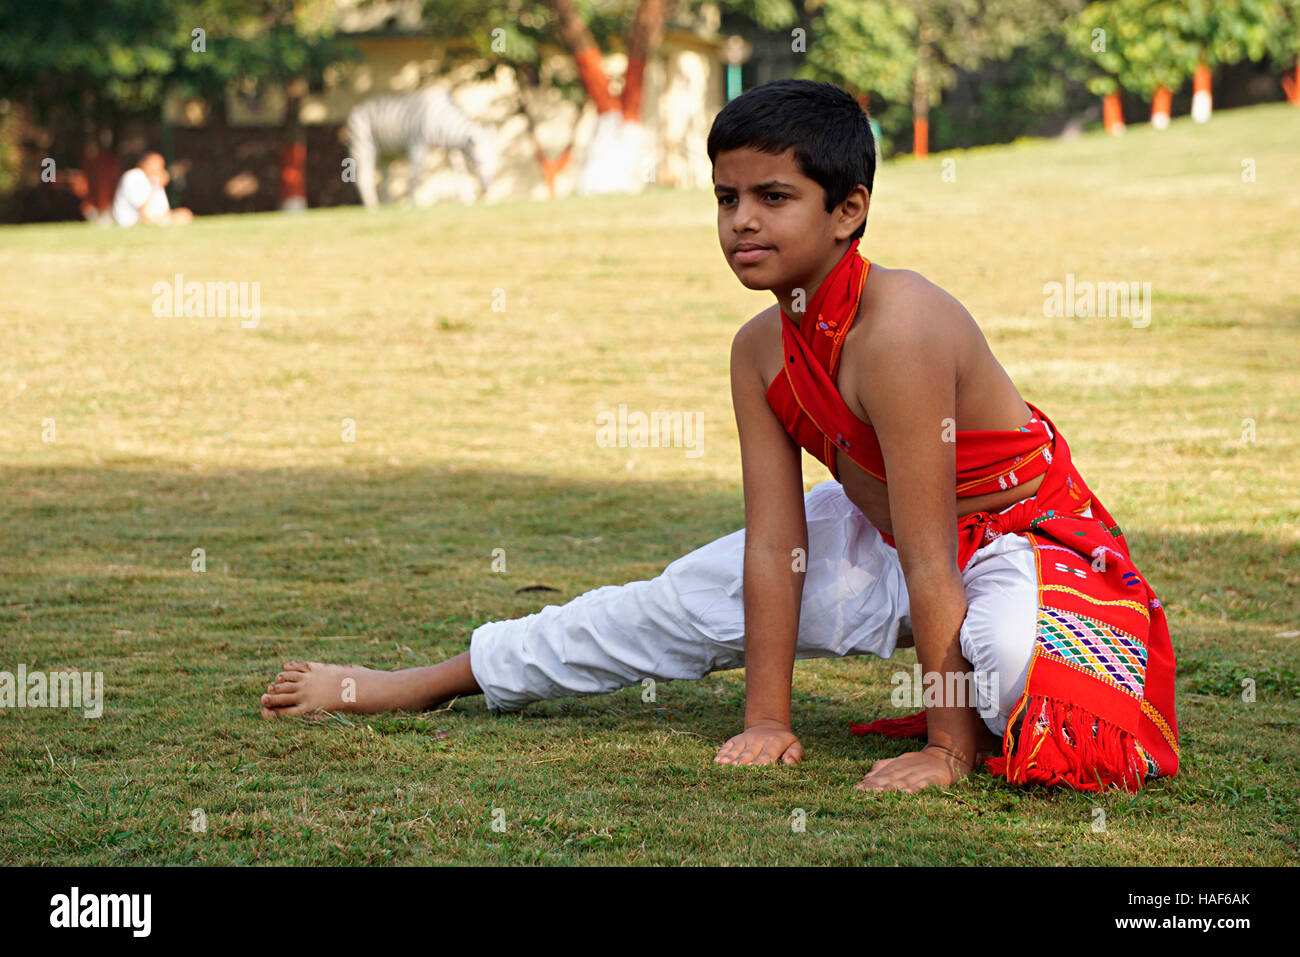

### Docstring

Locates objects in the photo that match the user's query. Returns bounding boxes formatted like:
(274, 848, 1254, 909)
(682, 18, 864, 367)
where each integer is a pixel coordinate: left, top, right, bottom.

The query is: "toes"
(275, 671, 303, 684)
(261, 692, 302, 709)
(261, 702, 306, 719)
(284, 661, 310, 672)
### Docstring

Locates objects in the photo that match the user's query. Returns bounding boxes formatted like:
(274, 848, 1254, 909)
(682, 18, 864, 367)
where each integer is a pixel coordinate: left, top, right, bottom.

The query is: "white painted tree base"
(578, 111, 651, 196)
(1192, 92, 1212, 123)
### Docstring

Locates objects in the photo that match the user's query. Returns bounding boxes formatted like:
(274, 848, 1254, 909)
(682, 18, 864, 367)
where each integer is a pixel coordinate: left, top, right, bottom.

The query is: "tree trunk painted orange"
(279, 142, 307, 207)
(548, 0, 675, 191)
(537, 146, 572, 197)
(913, 23, 931, 159)
(623, 57, 646, 122)
(1281, 64, 1300, 105)
(1103, 92, 1125, 135)
(621, 0, 666, 123)
(1150, 86, 1171, 128)
(1192, 62, 1212, 122)
(571, 45, 619, 115)
(1193, 63, 1211, 94)
(81, 146, 120, 215)
(553, 0, 672, 123)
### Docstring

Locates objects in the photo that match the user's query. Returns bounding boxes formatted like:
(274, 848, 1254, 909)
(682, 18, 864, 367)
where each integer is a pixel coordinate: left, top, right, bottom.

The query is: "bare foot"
(855, 745, 974, 794)
(260, 652, 481, 720)
(259, 660, 436, 719)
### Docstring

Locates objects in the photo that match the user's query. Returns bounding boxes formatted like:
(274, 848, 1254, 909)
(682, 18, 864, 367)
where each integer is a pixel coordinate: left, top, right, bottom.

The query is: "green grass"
(1, 102, 1298, 865)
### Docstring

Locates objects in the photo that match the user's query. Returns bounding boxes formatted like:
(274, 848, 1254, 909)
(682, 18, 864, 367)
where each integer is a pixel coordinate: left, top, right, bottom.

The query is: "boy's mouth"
(734, 243, 772, 264)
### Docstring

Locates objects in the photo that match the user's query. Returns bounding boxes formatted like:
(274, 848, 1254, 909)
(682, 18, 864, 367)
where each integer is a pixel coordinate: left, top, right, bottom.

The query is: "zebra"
(345, 88, 499, 208)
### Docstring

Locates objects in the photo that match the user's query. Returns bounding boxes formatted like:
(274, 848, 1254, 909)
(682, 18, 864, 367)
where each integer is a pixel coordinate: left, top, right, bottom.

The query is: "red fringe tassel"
(850, 697, 1150, 792)
(848, 710, 928, 739)
(984, 695, 1147, 792)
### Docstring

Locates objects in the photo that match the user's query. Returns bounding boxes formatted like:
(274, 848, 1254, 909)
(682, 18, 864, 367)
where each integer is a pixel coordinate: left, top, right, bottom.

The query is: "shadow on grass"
(1, 462, 1294, 756)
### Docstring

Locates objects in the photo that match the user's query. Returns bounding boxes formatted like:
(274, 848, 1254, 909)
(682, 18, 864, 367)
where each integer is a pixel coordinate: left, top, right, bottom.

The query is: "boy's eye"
(717, 193, 787, 206)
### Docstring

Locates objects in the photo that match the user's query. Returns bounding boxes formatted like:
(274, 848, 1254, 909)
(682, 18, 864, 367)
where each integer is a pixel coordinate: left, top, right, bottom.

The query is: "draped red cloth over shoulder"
(766, 239, 1179, 791)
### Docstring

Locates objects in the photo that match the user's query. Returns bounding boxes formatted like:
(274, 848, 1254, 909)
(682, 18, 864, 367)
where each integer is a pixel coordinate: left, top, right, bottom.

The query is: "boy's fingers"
(751, 737, 792, 766)
(714, 736, 742, 763)
(716, 733, 801, 767)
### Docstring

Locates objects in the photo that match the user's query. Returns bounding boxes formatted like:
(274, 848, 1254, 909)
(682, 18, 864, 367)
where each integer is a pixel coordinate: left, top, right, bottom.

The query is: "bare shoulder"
(858, 265, 974, 351)
(733, 302, 781, 348)
(837, 265, 979, 424)
(732, 303, 783, 387)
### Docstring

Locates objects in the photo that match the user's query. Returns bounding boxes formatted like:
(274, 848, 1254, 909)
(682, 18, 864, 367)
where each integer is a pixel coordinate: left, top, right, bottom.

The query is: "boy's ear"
(836, 185, 870, 239)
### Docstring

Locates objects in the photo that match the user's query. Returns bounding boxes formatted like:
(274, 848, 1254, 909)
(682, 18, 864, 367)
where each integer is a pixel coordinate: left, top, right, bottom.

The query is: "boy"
(261, 80, 1178, 794)
(112, 152, 193, 227)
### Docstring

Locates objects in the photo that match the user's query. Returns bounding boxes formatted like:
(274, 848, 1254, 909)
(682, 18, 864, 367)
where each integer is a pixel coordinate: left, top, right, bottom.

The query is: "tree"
(1070, 0, 1288, 126)
(418, 0, 649, 195)
(0, 0, 354, 208)
(801, 0, 1083, 156)
(0, 0, 350, 147)
(1261, 0, 1300, 103)
(420, 0, 798, 195)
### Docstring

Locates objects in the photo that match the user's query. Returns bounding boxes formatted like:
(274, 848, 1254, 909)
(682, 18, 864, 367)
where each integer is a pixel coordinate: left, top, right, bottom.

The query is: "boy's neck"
(774, 239, 855, 325)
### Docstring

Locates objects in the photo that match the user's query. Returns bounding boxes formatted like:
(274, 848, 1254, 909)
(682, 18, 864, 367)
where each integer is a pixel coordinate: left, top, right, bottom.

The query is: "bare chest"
(761, 318, 1043, 537)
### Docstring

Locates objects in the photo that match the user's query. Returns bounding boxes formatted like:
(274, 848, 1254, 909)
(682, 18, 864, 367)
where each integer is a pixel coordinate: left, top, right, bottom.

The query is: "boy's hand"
(713, 720, 803, 766)
(854, 744, 974, 793)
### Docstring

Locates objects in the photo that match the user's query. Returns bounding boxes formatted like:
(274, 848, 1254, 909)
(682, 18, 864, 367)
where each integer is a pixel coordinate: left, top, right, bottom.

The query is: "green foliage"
(0, 0, 355, 139)
(799, 0, 1086, 153)
(802, 0, 1083, 108)
(802, 0, 920, 109)
(928, 28, 1097, 149)
(1264, 0, 1300, 62)
(1070, 0, 1295, 97)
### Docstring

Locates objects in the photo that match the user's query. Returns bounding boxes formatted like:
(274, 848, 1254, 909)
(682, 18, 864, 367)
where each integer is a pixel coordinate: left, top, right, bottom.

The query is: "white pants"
(469, 481, 1079, 735)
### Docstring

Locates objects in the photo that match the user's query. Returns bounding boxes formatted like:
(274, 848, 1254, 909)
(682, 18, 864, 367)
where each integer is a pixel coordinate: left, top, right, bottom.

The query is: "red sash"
(766, 239, 1056, 550)
(765, 240, 1180, 790)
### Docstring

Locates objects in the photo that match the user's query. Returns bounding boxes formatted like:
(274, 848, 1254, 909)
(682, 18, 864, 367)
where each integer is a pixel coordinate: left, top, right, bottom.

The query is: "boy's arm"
(856, 283, 983, 787)
(713, 315, 809, 766)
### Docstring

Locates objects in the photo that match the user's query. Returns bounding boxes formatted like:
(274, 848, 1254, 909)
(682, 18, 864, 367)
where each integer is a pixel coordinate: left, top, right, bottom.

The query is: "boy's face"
(713, 146, 862, 293)
(140, 153, 167, 185)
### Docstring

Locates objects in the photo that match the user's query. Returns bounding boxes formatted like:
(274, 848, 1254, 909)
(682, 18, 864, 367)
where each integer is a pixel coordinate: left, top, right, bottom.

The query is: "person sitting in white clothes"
(111, 152, 193, 227)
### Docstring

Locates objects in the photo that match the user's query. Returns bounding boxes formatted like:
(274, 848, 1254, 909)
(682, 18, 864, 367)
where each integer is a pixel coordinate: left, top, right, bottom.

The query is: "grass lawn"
(1, 102, 1297, 866)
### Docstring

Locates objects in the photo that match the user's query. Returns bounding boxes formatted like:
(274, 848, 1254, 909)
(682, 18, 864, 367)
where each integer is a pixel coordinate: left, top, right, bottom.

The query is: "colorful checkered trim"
(1036, 606, 1148, 698)
(1141, 698, 1180, 757)
(1133, 740, 1161, 781)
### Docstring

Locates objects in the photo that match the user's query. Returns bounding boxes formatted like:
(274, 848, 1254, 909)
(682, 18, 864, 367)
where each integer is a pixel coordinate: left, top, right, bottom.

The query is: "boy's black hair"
(707, 79, 875, 241)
